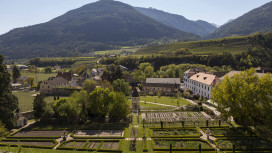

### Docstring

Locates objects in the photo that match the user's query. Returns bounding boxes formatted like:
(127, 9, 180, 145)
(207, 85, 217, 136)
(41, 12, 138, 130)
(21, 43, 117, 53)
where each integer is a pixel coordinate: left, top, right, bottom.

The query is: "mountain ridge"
(207, 1, 272, 39)
(0, 0, 199, 59)
(135, 7, 217, 37)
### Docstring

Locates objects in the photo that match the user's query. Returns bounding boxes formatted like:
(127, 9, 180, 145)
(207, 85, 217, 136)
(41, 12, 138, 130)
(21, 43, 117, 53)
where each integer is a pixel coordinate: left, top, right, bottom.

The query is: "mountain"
(207, 1, 272, 39)
(135, 7, 217, 37)
(0, 0, 199, 59)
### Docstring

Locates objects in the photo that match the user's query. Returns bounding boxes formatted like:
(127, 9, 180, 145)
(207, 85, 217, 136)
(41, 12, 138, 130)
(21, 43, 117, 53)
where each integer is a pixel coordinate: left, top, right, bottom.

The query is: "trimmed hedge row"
(150, 127, 201, 138)
(0, 139, 58, 149)
(152, 138, 215, 151)
(8, 128, 69, 139)
(57, 139, 123, 152)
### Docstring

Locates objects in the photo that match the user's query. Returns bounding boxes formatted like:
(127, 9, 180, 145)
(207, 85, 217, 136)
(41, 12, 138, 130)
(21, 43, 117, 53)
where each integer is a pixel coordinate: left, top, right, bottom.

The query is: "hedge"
(150, 127, 201, 138)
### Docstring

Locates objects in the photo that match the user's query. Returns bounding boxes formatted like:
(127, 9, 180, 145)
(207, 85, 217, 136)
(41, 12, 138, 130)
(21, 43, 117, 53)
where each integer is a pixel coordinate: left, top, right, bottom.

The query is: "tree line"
(101, 32, 272, 71)
(28, 57, 75, 67)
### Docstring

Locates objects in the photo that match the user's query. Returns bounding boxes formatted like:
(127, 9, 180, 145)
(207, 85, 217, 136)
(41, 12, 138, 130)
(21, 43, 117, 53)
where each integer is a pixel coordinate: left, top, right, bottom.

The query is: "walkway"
(198, 128, 218, 150)
(185, 99, 221, 116)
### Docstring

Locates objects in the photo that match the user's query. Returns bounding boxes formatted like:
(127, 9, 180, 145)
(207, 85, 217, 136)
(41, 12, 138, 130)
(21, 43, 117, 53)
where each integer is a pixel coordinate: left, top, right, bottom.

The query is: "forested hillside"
(0, 0, 199, 59)
(207, 1, 272, 39)
(135, 7, 217, 37)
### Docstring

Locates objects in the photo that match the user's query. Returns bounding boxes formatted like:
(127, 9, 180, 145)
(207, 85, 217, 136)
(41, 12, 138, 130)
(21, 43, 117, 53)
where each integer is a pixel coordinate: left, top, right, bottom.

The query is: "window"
(202, 85, 203, 88)
(208, 87, 209, 91)
(48, 86, 49, 88)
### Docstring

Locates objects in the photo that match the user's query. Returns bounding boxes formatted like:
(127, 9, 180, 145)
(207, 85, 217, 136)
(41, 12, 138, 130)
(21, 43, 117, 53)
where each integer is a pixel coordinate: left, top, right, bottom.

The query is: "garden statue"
(206, 128, 211, 140)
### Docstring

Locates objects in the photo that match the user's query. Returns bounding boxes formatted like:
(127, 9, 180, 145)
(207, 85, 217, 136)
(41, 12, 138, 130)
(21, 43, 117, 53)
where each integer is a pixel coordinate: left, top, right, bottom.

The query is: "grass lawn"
(140, 96, 191, 106)
(21, 72, 57, 82)
(12, 91, 39, 112)
(13, 92, 58, 112)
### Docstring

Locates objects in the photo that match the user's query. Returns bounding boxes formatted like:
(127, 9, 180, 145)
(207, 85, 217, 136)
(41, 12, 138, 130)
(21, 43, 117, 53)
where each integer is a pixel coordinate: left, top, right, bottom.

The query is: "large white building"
(184, 69, 219, 99)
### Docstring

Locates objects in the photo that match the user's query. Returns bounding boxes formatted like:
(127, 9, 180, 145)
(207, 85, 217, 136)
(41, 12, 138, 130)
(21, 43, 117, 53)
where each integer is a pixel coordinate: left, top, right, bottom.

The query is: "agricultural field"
(70, 57, 99, 68)
(136, 36, 251, 55)
(94, 46, 140, 55)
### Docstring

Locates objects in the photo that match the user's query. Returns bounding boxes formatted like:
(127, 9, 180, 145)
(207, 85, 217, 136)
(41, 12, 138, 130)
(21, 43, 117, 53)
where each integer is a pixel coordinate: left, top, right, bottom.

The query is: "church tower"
(132, 87, 140, 113)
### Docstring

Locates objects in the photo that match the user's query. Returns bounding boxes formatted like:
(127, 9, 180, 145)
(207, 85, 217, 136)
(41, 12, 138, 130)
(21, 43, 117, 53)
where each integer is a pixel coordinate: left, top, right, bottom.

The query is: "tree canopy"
(212, 68, 272, 129)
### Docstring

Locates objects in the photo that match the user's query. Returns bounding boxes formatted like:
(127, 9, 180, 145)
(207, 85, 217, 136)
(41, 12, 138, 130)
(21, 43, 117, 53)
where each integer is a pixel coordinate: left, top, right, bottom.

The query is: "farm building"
(142, 78, 181, 95)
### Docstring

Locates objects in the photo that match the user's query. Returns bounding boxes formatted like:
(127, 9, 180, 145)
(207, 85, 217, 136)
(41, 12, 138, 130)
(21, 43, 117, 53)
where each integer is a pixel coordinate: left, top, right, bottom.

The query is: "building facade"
(184, 72, 218, 99)
(142, 78, 181, 95)
(40, 77, 69, 94)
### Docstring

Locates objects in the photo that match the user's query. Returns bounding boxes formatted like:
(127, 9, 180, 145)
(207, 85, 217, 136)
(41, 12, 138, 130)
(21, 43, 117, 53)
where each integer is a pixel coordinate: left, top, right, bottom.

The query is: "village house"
(39, 77, 69, 94)
(142, 78, 181, 95)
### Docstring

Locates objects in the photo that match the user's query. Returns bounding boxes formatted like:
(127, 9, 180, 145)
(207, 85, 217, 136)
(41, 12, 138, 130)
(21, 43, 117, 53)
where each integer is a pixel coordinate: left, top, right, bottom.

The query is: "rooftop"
(145, 78, 181, 84)
(190, 73, 216, 86)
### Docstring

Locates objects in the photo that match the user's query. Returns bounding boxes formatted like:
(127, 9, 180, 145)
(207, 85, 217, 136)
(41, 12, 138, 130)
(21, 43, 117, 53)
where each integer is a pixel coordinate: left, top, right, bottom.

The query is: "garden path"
(185, 99, 221, 116)
(199, 128, 218, 150)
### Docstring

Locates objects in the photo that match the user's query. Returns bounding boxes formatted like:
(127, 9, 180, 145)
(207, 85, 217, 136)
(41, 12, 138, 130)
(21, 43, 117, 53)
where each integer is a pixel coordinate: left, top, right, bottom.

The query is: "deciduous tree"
(212, 68, 272, 128)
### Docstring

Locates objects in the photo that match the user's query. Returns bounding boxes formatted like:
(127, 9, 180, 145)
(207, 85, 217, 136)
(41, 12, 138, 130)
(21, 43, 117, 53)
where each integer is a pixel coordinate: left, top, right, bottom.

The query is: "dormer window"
(196, 75, 199, 78)
(203, 77, 207, 80)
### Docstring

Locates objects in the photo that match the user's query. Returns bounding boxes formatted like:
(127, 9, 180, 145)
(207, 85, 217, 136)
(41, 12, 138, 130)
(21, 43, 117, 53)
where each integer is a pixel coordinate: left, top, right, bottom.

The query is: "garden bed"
(153, 138, 214, 151)
(151, 127, 200, 138)
(201, 127, 256, 137)
(0, 139, 57, 149)
(72, 130, 124, 138)
(215, 138, 272, 151)
(9, 130, 68, 139)
(58, 139, 122, 151)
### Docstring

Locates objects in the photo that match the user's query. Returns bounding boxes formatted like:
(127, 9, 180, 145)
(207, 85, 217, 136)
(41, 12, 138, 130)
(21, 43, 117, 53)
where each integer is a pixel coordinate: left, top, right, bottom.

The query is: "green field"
(21, 72, 57, 82)
(140, 96, 191, 106)
(13, 92, 57, 112)
(136, 36, 251, 55)
(12, 91, 39, 112)
(70, 57, 99, 68)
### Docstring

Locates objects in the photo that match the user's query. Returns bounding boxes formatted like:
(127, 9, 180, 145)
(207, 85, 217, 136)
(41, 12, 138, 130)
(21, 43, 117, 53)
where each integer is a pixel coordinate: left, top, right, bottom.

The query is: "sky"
(0, 0, 271, 35)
